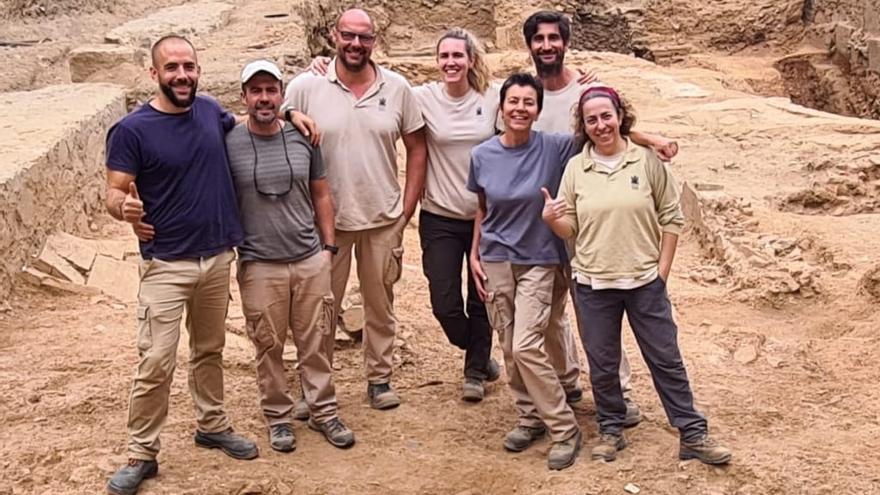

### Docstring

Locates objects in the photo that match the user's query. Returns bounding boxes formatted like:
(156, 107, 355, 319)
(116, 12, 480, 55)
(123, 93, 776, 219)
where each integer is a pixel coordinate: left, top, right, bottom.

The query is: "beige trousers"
(482, 261, 579, 443)
(331, 218, 405, 384)
(238, 252, 337, 425)
(128, 249, 235, 461)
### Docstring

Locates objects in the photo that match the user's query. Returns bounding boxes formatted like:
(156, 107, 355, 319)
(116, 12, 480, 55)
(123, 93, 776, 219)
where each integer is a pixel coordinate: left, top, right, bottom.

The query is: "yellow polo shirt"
(284, 60, 425, 231)
(558, 142, 684, 280)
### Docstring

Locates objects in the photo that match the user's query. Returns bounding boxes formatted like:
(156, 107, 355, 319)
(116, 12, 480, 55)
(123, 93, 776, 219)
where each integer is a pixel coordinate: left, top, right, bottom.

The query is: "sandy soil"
(2, 1, 880, 494)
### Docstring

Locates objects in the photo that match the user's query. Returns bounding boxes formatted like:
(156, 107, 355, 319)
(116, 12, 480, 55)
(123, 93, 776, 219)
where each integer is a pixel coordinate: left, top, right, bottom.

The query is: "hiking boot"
(503, 425, 547, 452)
(565, 388, 583, 404)
(485, 358, 501, 382)
(308, 417, 356, 449)
(293, 397, 309, 421)
(679, 434, 732, 465)
(462, 378, 485, 402)
(367, 383, 401, 410)
(591, 432, 627, 461)
(547, 430, 582, 471)
(267, 423, 295, 453)
(106, 459, 158, 495)
(623, 397, 643, 428)
(194, 429, 259, 460)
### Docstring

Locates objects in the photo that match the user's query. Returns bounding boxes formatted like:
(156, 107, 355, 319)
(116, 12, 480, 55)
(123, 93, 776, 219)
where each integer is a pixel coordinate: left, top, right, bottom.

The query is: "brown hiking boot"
(623, 396, 643, 428)
(547, 430, 582, 470)
(679, 434, 732, 465)
(503, 425, 546, 452)
(591, 432, 627, 461)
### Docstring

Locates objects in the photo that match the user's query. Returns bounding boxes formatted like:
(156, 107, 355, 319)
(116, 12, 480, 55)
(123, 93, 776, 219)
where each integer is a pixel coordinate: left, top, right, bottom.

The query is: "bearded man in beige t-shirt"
(284, 8, 427, 411)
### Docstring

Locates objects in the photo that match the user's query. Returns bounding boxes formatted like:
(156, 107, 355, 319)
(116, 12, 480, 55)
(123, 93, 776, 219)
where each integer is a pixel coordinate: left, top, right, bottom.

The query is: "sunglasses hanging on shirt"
(247, 120, 294, 198)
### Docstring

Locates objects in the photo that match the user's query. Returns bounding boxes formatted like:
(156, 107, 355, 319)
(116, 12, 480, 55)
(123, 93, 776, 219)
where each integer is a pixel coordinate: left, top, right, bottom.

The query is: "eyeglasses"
(338, 30, 376, 45)
(247, 122, 294, 198)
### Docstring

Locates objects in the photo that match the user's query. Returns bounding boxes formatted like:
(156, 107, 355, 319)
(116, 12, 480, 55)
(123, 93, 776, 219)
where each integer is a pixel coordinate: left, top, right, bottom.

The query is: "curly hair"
(573, 86, 637, 146)
(436, 28, 491, 94)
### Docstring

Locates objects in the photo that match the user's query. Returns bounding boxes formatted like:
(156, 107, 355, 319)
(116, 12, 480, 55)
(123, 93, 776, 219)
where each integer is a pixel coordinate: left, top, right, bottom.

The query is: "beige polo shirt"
(558, 142, 684, 281)
(534, 78, 583, 134)
(414, 82, 499, 220)
(284, 60, 424, 231)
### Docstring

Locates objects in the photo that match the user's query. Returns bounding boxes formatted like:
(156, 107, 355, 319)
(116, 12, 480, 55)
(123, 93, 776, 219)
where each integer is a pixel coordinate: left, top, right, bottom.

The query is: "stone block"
(68, 45, 146, 84)
(834, 22, 855, 57)
(32, 247, 85, 285)
(868, 37, 880, 73)
(104, 2, 234, 48)
(86, 255, 139, 303)
(0, 84, 126, 300)
(44, 232, 97, 272)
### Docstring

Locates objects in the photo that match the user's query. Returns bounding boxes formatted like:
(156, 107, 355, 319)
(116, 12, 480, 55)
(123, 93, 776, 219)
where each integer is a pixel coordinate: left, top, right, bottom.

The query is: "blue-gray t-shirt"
(105, 96, 243, 260)
(466, 131, 578, 265)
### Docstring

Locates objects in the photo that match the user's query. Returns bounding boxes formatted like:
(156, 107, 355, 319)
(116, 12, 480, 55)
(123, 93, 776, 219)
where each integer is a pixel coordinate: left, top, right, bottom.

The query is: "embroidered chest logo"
(378, 97, 387, 111)
(630, 175, 640, 189)
(476, 107, 483, 117)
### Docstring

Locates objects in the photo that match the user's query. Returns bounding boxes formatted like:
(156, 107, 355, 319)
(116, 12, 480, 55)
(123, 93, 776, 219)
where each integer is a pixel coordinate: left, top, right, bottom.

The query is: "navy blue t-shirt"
(105, 96, 243, 260)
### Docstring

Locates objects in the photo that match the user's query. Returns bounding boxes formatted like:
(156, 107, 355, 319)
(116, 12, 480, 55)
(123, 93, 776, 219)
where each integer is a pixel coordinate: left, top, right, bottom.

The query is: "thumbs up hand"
(122, 181, 145, 225)
(541, 187, 566, 223)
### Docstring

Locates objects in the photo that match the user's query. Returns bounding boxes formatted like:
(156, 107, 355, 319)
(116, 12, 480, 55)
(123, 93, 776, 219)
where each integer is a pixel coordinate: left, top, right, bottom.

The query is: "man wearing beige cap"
(228, 59, 354, 450)
(284, 8, 427, 410)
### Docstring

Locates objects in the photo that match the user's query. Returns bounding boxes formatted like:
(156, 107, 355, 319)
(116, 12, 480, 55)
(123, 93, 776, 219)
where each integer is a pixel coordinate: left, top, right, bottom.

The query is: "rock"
(766, 355, 784, 368)
(45, 232, 98, 272)
(733, 345, 758, 364)
(32, 245, 85, 284)
(86, 255, 139, 302)
(105, 2, 234, 47)
(624, 483, 641, 494)
(693, 182, 724, 191)
(68, 45, 146, 84)
(235, 482, 263, 495)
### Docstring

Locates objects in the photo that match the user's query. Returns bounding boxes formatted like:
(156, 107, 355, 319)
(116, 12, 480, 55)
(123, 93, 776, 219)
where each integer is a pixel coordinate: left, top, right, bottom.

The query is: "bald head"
(336, 8, 374, 31)
(151, 35, 196, 69)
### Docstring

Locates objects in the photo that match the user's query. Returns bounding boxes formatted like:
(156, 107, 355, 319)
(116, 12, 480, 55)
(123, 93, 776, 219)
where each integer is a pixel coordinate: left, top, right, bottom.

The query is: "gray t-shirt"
(466, 131, 578, 265)
(226, 122, 325, 262)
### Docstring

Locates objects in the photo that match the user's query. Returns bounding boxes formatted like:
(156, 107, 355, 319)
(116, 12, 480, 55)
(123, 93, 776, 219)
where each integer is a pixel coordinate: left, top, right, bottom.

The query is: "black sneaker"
(367, 383, 401, 410)
(565, 388, 583, 404)
(308, 417, 356, 449)
(194, 429, 259, 460)
(268, 423, 296, 453)
(106, 459, 158, 495)
(623, 396, 643, 428)
(461, 378, 485, 402)
(485, 358, 502, 382)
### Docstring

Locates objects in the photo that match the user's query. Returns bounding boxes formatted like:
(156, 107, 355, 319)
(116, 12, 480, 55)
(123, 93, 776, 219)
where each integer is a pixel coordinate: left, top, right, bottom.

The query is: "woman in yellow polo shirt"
(542, 85, 732, 465)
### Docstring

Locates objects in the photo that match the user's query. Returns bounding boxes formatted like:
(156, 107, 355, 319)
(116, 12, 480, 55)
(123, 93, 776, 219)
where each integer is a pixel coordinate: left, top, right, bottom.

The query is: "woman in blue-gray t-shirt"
(465, 73, 583, 470)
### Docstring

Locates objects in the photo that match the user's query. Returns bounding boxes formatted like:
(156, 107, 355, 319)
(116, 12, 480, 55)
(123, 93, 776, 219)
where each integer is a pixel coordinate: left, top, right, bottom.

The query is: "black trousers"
(574, 277, 707, 440)
(418, 210, 493, 380)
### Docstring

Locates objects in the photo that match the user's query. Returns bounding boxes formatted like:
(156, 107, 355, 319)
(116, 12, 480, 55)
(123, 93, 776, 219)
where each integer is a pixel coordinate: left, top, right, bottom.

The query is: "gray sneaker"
(503, 425, 547, 452)
(267, 423, 295, 453)
(591, 432, 627, 461)
(194, 429, 259, 460)
(548, 430, 582, 470)
(462, 378, 485, 402)
(679, 434, 732, 465)
(367, 382, 401, 410)
(308, 417, 356, 449)
(293, 397, 309, 421)
(106, 459, 158, 495)
(485, 358, 501, 382)
(623, 396, 643, 428)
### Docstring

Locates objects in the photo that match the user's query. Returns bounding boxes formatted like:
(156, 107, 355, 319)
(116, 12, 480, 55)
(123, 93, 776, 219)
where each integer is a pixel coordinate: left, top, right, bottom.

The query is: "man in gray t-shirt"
(227, 60, 354, 452)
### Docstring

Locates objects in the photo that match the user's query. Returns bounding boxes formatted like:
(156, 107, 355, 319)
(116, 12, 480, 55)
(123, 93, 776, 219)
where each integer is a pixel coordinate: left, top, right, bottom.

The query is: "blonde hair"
(436, 28, 490, 94)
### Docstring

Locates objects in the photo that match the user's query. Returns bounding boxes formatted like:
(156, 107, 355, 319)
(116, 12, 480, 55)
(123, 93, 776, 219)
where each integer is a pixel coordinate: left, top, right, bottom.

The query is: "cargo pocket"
(383, 246, 405, 286)
(136, 305, 152, 354)
(484, 291, 511, 334)
(317, 294, 336, 337)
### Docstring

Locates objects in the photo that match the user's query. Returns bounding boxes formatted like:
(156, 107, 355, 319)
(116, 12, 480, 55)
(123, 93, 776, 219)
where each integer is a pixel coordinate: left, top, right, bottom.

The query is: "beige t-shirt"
(534, 78, 584, 134)
(413, 82, 499, 220)
(284, 60, 424, 231)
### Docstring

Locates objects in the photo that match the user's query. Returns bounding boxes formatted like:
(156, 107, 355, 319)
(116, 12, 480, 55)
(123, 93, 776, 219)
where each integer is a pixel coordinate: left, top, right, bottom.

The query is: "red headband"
(580, 85, 621, 109)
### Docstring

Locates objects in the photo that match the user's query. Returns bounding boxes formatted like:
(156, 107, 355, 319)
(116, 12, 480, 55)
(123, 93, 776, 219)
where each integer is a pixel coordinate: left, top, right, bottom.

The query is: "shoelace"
(272, 424, 293, 436)
(325, 419, 347, 435)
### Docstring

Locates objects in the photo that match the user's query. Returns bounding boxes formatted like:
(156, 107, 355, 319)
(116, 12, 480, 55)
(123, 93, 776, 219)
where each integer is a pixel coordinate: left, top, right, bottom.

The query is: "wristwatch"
(323, 244, 339, 255)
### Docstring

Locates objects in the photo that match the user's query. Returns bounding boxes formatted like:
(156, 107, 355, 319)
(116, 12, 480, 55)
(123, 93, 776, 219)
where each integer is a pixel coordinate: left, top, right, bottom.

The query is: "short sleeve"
(466, 154, 482, 193)
(309, 144, 326, 181)
(220, 111, 236, 133)
(283, 74, 310, 113)
(105, 123, 141, 175)
(400, 83, 426, 135)
(547, 132, 580, 164)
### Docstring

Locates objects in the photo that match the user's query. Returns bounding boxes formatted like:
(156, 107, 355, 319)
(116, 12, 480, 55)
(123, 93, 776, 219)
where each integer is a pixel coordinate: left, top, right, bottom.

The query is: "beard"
(159, 78, 198, 108)
(250, 102, 277, 125)
(339, 47, 370, 72)
(531, 50, 565, 78)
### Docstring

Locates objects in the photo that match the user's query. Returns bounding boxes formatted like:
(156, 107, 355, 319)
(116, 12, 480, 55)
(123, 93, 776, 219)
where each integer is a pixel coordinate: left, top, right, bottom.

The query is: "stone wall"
(0, 84, 127, 300)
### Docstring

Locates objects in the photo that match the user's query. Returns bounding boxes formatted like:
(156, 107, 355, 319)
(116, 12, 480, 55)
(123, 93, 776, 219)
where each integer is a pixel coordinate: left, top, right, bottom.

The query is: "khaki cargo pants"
(237, 252, 338, 425)
(128, 249, 235, 461)
(331, 218, 406, 384)
(482, 261, 579, 443)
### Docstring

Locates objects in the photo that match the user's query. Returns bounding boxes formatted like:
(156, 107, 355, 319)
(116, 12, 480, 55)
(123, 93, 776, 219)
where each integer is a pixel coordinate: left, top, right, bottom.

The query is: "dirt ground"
(2, 0, 880, 494)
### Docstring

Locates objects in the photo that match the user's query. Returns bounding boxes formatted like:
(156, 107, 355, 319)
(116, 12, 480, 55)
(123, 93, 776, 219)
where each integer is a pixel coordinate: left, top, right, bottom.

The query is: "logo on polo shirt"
(378, 97, 387, 111)
(476, 107, 483, 116)
(630, 175, 640, 189)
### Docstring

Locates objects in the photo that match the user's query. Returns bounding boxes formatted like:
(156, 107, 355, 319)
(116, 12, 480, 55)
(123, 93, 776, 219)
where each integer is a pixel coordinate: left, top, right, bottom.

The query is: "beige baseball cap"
(240, 59, 283, 83)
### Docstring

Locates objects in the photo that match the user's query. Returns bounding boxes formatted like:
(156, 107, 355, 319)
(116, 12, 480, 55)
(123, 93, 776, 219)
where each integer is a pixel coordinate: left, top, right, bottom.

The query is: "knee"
(136, 349, 177, 387)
